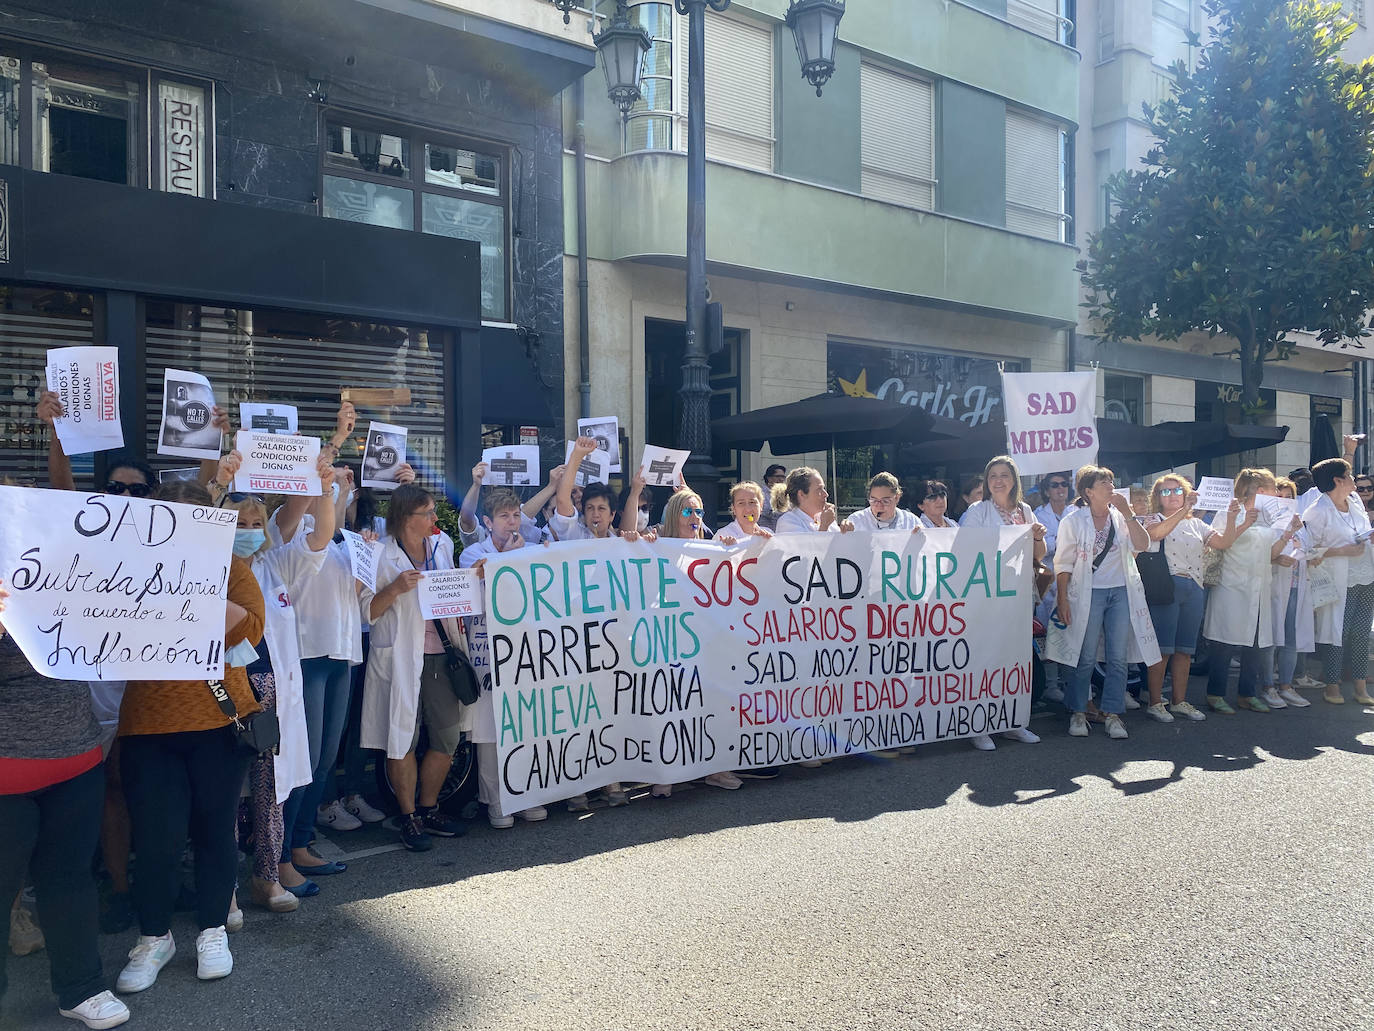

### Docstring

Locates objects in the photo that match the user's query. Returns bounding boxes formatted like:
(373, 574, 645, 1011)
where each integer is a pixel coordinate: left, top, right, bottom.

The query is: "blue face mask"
(233, 528, 267, 557)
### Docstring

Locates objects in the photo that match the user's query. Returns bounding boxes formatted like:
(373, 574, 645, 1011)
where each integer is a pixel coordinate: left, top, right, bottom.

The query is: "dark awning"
(711, 392, 954, 454)
(480, 327, 556, 427)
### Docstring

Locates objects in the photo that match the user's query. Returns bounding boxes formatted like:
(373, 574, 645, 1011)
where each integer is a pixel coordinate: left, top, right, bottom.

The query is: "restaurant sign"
(828, 341, 1020, 428)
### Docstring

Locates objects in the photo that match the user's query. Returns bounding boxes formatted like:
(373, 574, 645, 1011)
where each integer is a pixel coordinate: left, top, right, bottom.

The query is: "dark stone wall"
(4, 0, 570, 427)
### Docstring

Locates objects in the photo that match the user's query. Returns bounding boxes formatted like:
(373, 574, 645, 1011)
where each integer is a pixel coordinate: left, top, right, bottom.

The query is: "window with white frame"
(859, 60, 935, 210)
(1005, 108, 1066, 241)
(1152, 0, 1193, 70)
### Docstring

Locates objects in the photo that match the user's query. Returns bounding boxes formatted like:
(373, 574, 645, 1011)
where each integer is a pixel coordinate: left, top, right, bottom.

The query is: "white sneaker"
(1068, 712, 1090, 737)
(1124, 693, 1141, 710)
(1278, 687, 1310, 708)
(488, 813, 516, 829)
(1169, 700, 1207, 721)
(116, 932, 175, 993)
(1261, 687, 1287, 709)
(519, 806, 548, 822)
(1002, 726, 1040, 743)
(1294, 674, 1322, 689)
(58, 989, 130, 1029)
(566, 793, 590, 812)
(342, 793, 387, 824)
(970, 733, 996, 751)
(703, 771, 743, 789)
(316, 800, 362, 831)
(798, 759, 823, 768)
(1146, 702, 1175, 723)
(1105, 714, 1129, 740)
(195, 926, 232, 981)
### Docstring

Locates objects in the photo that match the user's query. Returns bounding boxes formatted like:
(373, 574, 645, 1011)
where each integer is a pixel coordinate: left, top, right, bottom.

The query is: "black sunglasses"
(922, 490, 948, 500)
(225, 492, 265, 504)
(105, 481, 151, 497)
(1045, 481, 1070, 489)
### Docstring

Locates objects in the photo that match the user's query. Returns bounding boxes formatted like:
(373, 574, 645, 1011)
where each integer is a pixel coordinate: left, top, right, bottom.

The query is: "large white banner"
(486, 527, 1034, 811)
(0, 486, 238, 681)
(1002, 371, 1098, 476)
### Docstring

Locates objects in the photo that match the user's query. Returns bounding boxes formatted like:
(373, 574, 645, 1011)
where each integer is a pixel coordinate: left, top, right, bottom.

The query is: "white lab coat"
(1203, 517, 1282, 648)
(359, 533, 471, 760)
(1045, 506, 1161, 667)
(249, 534, 327, 802)
(457, 534, 544, 745)
(959, 499, 1035, 529)
(1299, 493, 1363, 645)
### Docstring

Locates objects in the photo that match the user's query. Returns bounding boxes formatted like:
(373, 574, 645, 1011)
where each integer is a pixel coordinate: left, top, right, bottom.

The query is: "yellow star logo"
(837, 369, 876, 398)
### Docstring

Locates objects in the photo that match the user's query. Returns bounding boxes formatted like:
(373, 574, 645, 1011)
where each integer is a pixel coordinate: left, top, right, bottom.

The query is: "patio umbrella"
(711, 392, 958, 454)
(1310, 414, 1340, 466)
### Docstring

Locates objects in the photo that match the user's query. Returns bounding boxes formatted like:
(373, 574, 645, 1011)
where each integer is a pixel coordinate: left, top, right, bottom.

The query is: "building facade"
(1075, 0, 1374, 482)
(0, 0, 586, 493)
(562, 0, 1080, 512)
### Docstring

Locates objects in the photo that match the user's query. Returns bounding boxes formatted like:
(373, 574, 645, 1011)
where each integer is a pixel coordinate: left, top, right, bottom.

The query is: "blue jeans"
(1205, 640, 1262, 700)
(1068, 586, 1131, 715)
(281, 656, 353, 857)
(1276, 585, 1300, 687)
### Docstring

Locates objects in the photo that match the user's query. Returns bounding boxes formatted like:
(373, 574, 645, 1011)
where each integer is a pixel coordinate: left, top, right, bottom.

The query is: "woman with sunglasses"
(649, 489, 743, 796)
(915, 480, 956, 528)
(845, 472, 918, 532)
(1139, 475, 1218, 722)
(1033, 472, 1073, 558)
(1355, 474, 1374, 515)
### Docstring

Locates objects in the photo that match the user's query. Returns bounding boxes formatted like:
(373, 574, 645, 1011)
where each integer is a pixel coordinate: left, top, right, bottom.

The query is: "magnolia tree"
(1079, 0, 1374, 412)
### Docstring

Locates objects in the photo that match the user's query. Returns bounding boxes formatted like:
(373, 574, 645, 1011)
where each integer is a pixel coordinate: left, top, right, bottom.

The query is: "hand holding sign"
(1194, 477, 1236, 513)
(44, 347, 124, 454)
(639, 444, 691, 488)
(418, 568, 482, 618)
(564, 440, 608, 487)
(233, 431, 322, 496)
(481, 446, 540, 487)
(362, 422, 408, 491)
(157, 369, 222, 460)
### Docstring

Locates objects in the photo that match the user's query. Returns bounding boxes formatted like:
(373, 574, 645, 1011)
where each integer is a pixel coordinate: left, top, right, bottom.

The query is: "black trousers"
(0, 762, 106, 1010)
(120, 727, 250, 935)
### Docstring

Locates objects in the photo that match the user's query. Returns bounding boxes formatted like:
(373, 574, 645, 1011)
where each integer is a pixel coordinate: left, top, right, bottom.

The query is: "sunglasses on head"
(225, 492, 265, 504)
(682, 507, 705, 517)
(1159, 487, 1188, 497)
(105, 481, 151, 497)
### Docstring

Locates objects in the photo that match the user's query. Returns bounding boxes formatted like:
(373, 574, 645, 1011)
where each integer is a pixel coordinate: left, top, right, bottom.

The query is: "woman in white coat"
(1202, 469, 1302, 714)
(959, 455, 1046, 748)
(1047, 465, 1160, 740)
(360, 485, 471, 852)
(213, 452, 335, 909)
(771, 467, 851, 535)
(1301, 458, 1374, 705)
(1264, 477, 1314, 709)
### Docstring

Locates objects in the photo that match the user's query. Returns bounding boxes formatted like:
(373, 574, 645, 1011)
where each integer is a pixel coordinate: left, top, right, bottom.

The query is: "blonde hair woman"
(1201, 468, 1303, 714)
(1045, 465, 1159, 740)
(1140, 474, 1219, 722)
(718, 481, 773, 540)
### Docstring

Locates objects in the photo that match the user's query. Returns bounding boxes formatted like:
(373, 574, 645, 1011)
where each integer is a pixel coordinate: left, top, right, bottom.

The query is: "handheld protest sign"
(418, 568, 483, 618)
(639, 444, 690, 487)
(1002, 371, 1098, 477)
(157, 368, 221, 460)
(240, 403, 298, 435)
(361, 422, 408, 491)
(564, 440, 609, 487)
(0, 485, 237, 681)
(233, 430, 322, 496)
(1193, 476, 1235, 512)
(481, 445, 539, 487)
(340, 529, 379, 593)
(577, 416, 621, 473)
(45, 346, 124, 454)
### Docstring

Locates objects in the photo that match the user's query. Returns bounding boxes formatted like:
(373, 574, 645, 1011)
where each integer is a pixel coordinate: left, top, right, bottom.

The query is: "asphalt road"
(5, 688, 1372, 1031)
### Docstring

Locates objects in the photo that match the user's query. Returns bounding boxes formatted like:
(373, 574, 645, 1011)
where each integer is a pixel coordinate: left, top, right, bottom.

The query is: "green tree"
(1080, 0, 1374, 411)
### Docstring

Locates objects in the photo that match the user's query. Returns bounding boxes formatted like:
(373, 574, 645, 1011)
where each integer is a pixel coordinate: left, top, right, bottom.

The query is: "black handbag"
(432, 619, 481, 706)
(206, 677, 280, 757)
(1135, 534, 1175, 606)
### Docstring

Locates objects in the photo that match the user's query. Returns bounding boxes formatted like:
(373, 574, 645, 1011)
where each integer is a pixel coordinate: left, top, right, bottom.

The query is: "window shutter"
(674, 11, 774, 171)
(1005, 109, 1063, 240)
(859, 61, 935, 210)
(1006, 0, 1061, 42)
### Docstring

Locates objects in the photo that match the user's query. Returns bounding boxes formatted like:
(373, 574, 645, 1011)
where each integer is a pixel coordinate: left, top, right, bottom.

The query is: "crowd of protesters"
(3, 393, 1372, 1029)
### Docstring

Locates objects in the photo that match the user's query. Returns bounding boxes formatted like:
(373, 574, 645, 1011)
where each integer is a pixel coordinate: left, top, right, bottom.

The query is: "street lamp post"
(582, 0, 844, 512)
